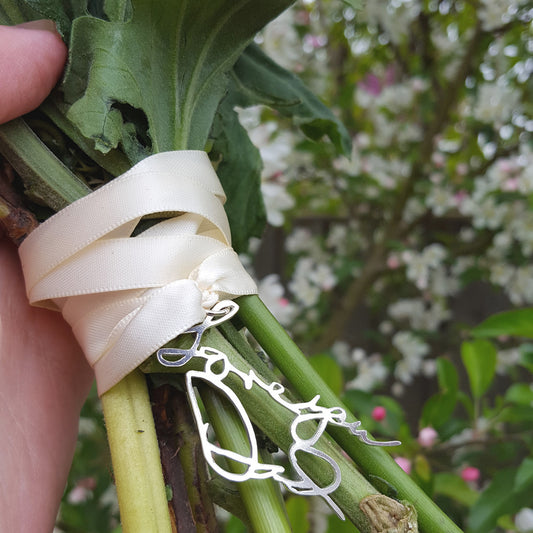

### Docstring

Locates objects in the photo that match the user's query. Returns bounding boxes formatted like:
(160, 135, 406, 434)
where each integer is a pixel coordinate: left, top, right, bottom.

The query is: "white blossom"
(507, 266, 533, 305)
(309, 262, 337, 291)
(515, 508, 533, 533)
(392, 331, 430, 384)
(261, 182, 295, 227)
(479, 0, 522, 31)
(261, 9, 302, 70)
(285, 227, 318, 254)
(497, 347, 521, 374)
(258, 274, 295, 326)
(331, 341, 352, 367)
(363, 0, 421, 45)
(425, 186, 456, 216)
(393, 331, 430, 359)
(346, 353, 388, 392)
(473, 82, 521, 125)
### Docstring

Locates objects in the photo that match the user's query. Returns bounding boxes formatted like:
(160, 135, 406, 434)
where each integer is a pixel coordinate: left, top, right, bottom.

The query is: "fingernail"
(16, 19, 59, 34)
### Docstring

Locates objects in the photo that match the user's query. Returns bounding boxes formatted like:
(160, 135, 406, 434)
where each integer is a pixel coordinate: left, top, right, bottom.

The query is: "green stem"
(101, 370, 173, 533)
(143, 328, 399, 531)
(200, 383, 292, 533)
(236, 294, 463, 533)
(0, 119, 91, 210)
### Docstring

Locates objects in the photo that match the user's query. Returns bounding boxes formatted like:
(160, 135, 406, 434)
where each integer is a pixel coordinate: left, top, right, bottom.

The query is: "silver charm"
(157, 300, 400, 519)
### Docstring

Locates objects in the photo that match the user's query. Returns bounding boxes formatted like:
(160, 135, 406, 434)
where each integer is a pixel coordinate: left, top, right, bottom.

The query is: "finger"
(0, 20, 67, 124)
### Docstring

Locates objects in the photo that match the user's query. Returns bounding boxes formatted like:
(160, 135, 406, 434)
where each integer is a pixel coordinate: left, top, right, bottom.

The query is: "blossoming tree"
(246, 1, 533, 531)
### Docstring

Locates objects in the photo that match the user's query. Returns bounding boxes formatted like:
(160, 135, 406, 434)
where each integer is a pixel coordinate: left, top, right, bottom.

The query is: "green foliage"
(433, 473, 479, 508)
(230, 44, 351, 155)
(421, 358, 459, 428)
(468, 460, 533, 533)
(57, 0, 294, 157)
(460, 340, 497, 399)
(286, 495, 310, 533)
(472, 308, 533, 339)
(309, 353, 344, 395)
(210, 99, 266, 252)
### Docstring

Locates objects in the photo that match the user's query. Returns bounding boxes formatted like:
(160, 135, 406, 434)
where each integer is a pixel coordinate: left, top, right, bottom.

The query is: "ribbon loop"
(19, 151, 257, 394)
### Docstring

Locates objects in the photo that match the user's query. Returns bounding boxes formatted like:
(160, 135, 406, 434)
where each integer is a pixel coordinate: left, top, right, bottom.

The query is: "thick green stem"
(200, 383, 292, 533)
(101, 370, 173, 533)
(236, 294, 463, 533)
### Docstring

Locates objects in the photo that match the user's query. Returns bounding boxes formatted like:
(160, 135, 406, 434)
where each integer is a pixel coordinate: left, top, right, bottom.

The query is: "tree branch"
(312, 20, 485, 351)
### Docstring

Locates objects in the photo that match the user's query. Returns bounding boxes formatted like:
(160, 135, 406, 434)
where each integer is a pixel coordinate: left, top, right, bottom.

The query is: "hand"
(0, 21, 94, 532)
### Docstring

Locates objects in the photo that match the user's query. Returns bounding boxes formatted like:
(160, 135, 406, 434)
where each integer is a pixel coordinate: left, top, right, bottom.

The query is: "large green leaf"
(56, 0, 295, 160)
(230, 43, 351, 155)
(461, 339, 497, 399)
(472, 308, 533, 339)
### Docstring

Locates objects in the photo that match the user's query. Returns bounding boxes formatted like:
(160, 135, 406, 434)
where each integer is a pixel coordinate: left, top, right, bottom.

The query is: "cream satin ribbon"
(19, 151, 257, 394)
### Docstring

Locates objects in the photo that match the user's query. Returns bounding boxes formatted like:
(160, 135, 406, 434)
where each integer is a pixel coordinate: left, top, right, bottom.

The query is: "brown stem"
(0, 157, 38, 244)
(150, 383, 220, 533)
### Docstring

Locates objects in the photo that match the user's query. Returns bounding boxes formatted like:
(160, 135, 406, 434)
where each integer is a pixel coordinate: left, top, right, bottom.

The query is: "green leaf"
(436, 357, 459, 394)
(420, 358, 460, 427)
(520, 343, 533, 372)
(21, 0, 87, 39)
(461, 339, 497, 398)
(468, 465, 533, 533)
(60, 0, 295, 159)
(225, 515, 247, 533)
(286, 496, 310, 533)
(514, 457, 533, 494)
(230, 43, 351, 155)
(414, 455, 432, 483)
(308, 354, 344, 396)
(433, 473, 479, 507)
(210, 100, 266, 252)
(342, 0, 362, 9)
(367, 475, 399, 499)
(420, 391, 457, 428)
(505, 383, 533, 405)
(327, 513, 360, 532)
(472, 308, 533, 339)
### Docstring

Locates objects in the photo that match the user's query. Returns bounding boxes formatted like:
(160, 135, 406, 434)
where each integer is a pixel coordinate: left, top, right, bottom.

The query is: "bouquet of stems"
(0, 1, 463, 532)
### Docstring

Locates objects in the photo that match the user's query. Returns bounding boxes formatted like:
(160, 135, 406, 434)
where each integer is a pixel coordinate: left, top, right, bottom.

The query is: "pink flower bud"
(417, 427, 438, 448)
(371, 406, 387, 422)
(461, 466, 480, 482)
(387, 255, 401, 269)
(395, 457, 412, 474)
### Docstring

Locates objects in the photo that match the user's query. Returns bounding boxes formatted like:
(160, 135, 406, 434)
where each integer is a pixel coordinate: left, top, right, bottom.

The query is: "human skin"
(0, 21, 94, 532)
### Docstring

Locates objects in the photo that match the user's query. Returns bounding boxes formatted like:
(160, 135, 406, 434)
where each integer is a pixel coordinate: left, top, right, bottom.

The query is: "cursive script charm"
(157, 300, 400, 519)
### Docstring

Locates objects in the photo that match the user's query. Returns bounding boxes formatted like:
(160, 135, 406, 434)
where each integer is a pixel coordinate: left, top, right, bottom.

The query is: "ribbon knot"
(19, 151, 257, 394)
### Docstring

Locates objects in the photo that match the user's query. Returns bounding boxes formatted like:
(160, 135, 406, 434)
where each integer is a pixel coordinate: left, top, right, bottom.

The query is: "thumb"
(0, 20, 67, 124)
